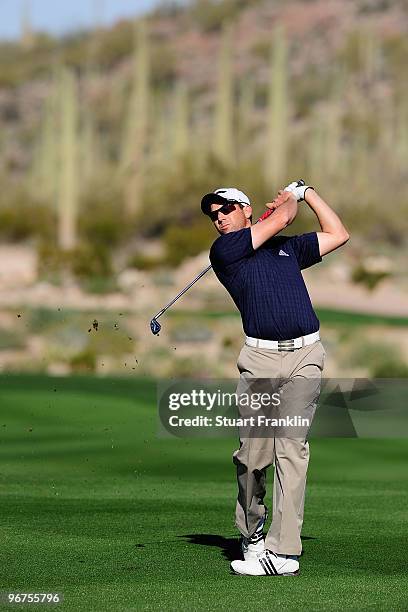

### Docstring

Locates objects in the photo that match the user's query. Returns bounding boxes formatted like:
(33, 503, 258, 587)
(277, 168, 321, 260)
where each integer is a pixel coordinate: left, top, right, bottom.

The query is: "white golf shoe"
(242, 538, 264, 560)
(241, 507, 268, 561)
(231, 549, 300, 576)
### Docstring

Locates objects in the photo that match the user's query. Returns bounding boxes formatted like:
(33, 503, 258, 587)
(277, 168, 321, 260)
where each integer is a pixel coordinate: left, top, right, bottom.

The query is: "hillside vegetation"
(0, 0, 407, 282)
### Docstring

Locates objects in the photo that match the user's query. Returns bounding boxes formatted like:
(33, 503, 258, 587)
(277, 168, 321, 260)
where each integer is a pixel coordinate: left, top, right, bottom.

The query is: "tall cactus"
(214, 22, 234, 166)
(307, 107, 326, 186)
(172, 81, 190, 159)
(325, 68, 346, 181)
(31, 71, 59, 202)
(360, 27, 380, 84)
(149, 94, 169, 168)
(57, 67, 79, 250)
(265, 24, 289, 190)
(20, 0, 34, 49)
(395, 89, 408, 173)
(81, 106, 100, 185)
(237, 76, 256, 161)
(121, 19, 150, 216)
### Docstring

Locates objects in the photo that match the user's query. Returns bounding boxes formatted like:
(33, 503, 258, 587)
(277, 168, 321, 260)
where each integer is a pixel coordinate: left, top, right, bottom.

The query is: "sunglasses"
(208, 201, 242, 221)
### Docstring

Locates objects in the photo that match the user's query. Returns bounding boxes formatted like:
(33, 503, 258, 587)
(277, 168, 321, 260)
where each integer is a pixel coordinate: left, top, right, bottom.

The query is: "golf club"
(150, 264, 212, 335)
(149, 180, 305, 335)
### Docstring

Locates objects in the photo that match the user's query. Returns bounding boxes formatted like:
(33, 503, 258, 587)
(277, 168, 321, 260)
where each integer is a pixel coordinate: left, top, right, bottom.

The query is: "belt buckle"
(277, 339, 295, 352)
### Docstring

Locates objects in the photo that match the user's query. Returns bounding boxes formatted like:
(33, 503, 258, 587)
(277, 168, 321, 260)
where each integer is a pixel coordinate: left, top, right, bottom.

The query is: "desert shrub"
(164, 219, 212, 265)
(222, 335, 234, 348)
(81, 276, 119, 294)
(60, 35, 89, 71)
(0, 191, 54, 242)
(28, 307, 71, 333)
(0, 328, 26, 350)
(38, 240, 112, 281)
(351, 264, 391, 291)
(70, 348, 97, 373)
(151, 1, 185, 18)
(372, 360, 408, 378)
(80, 181, 129, 246)
(189, 0, 261, 31)
(92, 21, 134, 69)
(348, 339, 408, 378)
(71, 242, 112, 278)
(0, 36, 57, 87)
(127, 253, 164, 270)
(79, 203, 127, 247)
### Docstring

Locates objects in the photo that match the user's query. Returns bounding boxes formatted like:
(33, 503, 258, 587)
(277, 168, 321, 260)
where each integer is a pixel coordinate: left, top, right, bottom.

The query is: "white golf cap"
(201, 187, 251, 215)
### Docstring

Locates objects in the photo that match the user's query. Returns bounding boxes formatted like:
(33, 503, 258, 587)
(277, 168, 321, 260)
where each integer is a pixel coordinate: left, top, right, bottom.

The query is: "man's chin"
(219, 225, 233, 234)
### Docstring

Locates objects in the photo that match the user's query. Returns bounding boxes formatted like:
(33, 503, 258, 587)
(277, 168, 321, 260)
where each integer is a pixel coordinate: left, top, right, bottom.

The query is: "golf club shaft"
(152, 263, 213, 321)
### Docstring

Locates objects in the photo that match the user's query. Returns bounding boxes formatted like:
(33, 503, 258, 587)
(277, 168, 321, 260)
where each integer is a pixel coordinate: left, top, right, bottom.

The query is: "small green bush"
(70, 348, 97, 372)
(351, 265, 390, 291)
(0, 328, 26, 350)
(38, 240, 112, 281)
(348, 339, 408, 378)
(164, 219, 212, 266)
(127, 253, 164, 270)
(28, 307, 74, 333)
(189, 0, 261, 32)
(72, 242, 113, 278)
(372, 360, 408, 378)
(81, 276, 119, 294)
(80, 185, 129, 247)
(0, 196, 54, 242)
(92, 22, 134, 69)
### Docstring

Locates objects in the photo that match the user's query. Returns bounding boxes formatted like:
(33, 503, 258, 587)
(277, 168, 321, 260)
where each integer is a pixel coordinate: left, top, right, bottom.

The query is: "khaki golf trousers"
(233, 340, 325, 556)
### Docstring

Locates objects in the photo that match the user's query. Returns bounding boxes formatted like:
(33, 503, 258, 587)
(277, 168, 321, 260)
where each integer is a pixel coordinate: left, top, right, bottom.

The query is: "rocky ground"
(1, 244, 408, 378)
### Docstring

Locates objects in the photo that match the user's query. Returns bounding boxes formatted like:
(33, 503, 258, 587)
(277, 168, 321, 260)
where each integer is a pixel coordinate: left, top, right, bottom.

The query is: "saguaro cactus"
(20, 0, 34, 49)
(214, 22, 234, 166)
(58, 67, 79, 251)
(395, 90, 408, 172)
(307, 107, 326, 186)
(121, 19, 150, 216)
(81, 104, 100, 185)
(325, 69, 346, 180)
(31, 71, 59, 202)
(172, 81, 190, 159)
(265, 24, 289, 189)
(237, 76, 255, 159)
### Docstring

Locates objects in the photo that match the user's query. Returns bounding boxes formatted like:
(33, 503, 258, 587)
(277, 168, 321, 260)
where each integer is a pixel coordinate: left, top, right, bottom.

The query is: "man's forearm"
(251, 196, 298, 249)
(304, 188, 349, 238)
(304, 188, 349, 256)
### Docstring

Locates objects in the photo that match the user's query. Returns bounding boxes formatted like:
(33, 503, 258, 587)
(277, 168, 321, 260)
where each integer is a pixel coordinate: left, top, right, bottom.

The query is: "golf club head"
(150, 318, 161, 335)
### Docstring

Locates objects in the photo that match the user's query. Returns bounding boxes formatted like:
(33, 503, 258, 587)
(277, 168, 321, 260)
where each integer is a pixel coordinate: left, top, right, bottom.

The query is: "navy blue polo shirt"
(209, 228, 321, 341)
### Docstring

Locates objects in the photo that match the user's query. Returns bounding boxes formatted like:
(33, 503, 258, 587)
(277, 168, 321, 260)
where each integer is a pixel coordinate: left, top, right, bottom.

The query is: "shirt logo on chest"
(278, 249, 290, 257)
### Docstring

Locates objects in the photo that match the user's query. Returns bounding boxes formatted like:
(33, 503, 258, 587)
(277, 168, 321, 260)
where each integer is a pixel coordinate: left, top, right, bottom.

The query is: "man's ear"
(244, 205, 253, 220)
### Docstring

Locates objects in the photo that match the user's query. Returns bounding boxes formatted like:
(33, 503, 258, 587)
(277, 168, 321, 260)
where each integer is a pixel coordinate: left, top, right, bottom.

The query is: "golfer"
(201, 182, 349, 576)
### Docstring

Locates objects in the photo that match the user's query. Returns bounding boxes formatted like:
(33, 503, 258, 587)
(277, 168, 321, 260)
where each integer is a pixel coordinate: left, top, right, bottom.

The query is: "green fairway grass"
(167, 308, 408, 328)
(0, 374, 407, 611)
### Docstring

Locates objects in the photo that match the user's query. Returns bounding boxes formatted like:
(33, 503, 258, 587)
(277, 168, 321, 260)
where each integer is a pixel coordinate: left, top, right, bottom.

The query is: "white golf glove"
(283, 180, 314, 202)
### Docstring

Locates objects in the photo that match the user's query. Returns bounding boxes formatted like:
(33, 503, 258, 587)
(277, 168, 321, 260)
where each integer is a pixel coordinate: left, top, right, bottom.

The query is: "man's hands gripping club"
(257, 179, 313, 222)
(251, 180, 309, 249)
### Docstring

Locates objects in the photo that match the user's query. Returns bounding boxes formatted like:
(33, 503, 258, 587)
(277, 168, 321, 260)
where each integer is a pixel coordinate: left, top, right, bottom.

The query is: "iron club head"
(150, 318, 161, 335)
